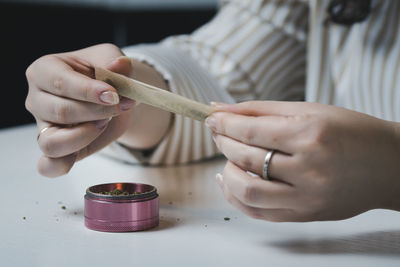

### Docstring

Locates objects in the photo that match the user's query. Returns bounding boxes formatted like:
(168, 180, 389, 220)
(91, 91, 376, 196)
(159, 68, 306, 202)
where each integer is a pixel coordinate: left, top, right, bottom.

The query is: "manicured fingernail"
(210, 101, 228, 108)
(109, 56, 132, 70)
(205, 116, 216, 131)
(109, 57, 119, 66)
(110, 56, 123, 65)
(216, 173, 223, 187)
(100, 91, 119, 105)
(96, 118, 111, 129)
(114, 56, 129, 63)
(120, 98, 135, 111)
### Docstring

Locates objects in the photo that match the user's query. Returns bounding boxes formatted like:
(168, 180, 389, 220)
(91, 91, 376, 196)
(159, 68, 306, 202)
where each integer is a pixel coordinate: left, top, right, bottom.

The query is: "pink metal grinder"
(84, 183, 159, 232)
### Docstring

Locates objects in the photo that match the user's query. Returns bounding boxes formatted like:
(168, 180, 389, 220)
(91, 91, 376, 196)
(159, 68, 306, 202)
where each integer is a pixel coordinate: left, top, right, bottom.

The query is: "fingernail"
(205, 116, 216, 131)
(216, 173, 224, 187)
(100, 91, 119, 105)
(109, 56, 132, 69)
(210, 101, 227, 107)
(120, 98, 135, 111)
(109, 56, 123, 65)
(109, 57, 119, 66)
(96, 118, 111, 130)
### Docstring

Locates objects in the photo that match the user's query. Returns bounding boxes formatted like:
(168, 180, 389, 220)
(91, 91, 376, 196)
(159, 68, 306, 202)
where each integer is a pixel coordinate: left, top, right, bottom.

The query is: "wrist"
(129, 59, 170, 91)
(118, 104, 173, 150)
(117, 58, 173, 150)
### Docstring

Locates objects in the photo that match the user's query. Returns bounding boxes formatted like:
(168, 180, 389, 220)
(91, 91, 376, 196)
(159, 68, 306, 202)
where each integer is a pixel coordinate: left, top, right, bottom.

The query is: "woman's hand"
(206, 101, 400, 222)
(26, 44, 172, 178)
(25, 44, 145, 178)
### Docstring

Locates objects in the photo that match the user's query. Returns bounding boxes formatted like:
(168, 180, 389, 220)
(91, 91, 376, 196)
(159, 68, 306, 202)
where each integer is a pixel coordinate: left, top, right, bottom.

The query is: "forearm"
(117, 59, 172, 149)
(118, 44, 235, 165)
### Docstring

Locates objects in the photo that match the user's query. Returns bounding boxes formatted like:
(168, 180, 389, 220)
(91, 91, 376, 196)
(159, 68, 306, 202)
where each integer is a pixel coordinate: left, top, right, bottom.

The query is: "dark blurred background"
(0, 0, 217, 129)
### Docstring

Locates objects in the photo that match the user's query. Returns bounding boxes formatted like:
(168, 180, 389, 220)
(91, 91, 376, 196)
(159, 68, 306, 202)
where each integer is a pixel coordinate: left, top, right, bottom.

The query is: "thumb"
(107, 56, 134, 77)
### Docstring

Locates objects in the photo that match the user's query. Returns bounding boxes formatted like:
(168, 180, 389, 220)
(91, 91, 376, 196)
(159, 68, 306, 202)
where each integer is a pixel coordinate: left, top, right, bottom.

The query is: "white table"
(1, 125, 400, 266)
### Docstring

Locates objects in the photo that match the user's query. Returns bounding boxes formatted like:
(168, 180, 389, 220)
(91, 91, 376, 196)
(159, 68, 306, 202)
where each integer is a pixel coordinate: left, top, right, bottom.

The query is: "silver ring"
(37, 126, 50, 141)
(262, 150, 275, 180)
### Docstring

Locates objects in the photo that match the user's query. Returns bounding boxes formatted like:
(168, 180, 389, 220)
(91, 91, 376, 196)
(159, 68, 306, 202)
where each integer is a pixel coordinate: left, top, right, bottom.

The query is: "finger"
(222, 161, 295, 209)
(212, 100, 317, 116)
(37, 113, 130, 178)
(214, 134, 296, 183)
(216, 173, 297, 222)
(37, 119, 111, 158)
(31, 56, 120, 105)
(74, 43, 125, 67)
(30, 90, 134, 124)
(38, 153, 77, 178)
(35, 117, 51, 133)
(76, 112, 131, 161)
(207, 112, 300, 153)
(107, 56, 134, 77)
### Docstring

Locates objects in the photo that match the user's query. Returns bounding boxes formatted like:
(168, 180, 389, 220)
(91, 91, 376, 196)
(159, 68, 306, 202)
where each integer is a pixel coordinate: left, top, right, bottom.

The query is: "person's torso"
(307, 0, 400, 121)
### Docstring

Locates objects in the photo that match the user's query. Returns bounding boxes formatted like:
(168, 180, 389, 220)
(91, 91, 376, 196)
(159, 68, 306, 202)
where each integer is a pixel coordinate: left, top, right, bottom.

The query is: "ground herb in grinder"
(98, 188, 142, 196)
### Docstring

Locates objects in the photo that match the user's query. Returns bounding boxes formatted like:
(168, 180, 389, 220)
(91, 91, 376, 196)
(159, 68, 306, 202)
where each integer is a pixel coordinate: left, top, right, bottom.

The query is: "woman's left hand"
(205, 101, 400, 222)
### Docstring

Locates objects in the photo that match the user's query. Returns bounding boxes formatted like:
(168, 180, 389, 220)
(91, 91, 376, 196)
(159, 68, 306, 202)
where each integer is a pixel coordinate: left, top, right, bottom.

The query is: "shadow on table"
(270, 230, 400, 256)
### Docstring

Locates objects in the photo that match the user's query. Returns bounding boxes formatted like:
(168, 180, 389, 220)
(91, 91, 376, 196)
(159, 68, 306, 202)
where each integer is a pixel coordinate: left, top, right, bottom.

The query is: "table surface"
(1, 124, 400, 266)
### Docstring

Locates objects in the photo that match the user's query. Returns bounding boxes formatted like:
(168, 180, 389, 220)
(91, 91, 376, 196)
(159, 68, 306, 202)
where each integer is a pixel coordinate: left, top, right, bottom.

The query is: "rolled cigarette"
(95, 67, 215, 121)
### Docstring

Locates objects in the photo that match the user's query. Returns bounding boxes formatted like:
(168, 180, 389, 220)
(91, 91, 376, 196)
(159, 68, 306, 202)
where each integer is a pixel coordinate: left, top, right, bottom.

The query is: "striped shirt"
(103, 0, 400, 165)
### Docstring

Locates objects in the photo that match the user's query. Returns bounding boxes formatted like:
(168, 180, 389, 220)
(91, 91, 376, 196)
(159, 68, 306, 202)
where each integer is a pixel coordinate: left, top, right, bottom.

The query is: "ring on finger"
(37, 126, 51, 141)
(262, 150, 275, 180)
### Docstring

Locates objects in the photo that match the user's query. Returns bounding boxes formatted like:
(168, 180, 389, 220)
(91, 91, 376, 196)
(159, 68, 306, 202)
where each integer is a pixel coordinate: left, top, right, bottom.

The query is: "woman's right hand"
(25, 44, 136, 177)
